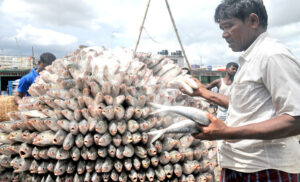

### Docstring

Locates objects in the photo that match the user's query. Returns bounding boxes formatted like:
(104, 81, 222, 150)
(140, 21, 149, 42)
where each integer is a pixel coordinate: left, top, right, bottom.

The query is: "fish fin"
(148, 129, 165, 144)
(148, 102, 167, 115)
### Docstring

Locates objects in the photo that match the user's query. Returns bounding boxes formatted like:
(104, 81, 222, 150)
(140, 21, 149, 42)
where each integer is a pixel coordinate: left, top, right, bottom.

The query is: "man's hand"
(14, 92, 25, 105)
(192, 113, 229, 140)
(180, 77, 208, 97)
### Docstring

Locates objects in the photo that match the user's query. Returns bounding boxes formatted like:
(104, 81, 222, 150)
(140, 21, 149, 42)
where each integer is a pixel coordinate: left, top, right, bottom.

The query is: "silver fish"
(149, 102, 210, 125)
(147, 119, 199, 143)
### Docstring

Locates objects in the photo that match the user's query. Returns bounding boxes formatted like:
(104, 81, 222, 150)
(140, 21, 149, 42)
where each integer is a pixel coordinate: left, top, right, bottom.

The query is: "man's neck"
(224, 74, 233, 84)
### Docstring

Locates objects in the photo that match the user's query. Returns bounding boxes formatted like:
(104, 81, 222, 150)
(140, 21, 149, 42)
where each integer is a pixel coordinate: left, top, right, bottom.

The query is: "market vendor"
(181, 0, 300, 181)
(14, 52, 56, 104)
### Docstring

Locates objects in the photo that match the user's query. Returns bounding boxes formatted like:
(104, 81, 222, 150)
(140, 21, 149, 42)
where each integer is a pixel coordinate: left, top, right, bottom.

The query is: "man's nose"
(222, 31, 230, 39)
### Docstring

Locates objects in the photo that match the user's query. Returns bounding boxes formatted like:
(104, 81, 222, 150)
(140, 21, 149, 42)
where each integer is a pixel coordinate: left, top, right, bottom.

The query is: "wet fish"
(78, 119, 89, 135)
(124, 158, 133, 171)
(69, 121, 79, 135)
(47, 146, 59, 159)
(19, 143, 33, 158)
(71, 146, 80, 161)
(159, 150, 171, 166)
(54, 160, 68, 176)
(170, 150, 182, 163)
(84, 160, 94, 173)
(183, 160, 200, 175)
(155, 165, 166, 181)
(56, 148, 70, 160)
(149, 102, 210, 125)
(141, 157, 150, 169)
(98, 133, 112, 147)
(0, 133, 15, 144)
(44, 118, 61, 131)
(97, 147, 108, 158)
(117, 120, 127, 134)
(114, 160, 123, 173)
(33, 130, 55, 146)
(162, 137, 179, 151)
(150, 156, 159, 167)
(63, 133, 75, 150)
(147, 119, 199, 143)
(132, 132, 142, 144)
(116, 146, 124, 159)
(95, 120, 108, 134)
(146, 168, 155, 182)
(133, 157, 141, 171)
(53, 129, 67, 145)
(135, 146, 147, 159)
(123, 144, 134, 158)
(128, 119, 139, 133)
(112, 134, 122, 147)
(122, 131, 132, 145)
(84, 133, 94, 147)
(75, 133, 84, 148)
(95, 158, 104, 173)
(102, 158, 113, 173)
(29, 160, 39, 173)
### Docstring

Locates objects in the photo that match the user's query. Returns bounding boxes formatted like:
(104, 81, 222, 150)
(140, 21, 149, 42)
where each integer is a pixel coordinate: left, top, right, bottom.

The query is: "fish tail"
(147, 102, 163, 109)
(149, 108, 166, 115)
(148, 129, 165, 144)
(148, 102, 168, 115)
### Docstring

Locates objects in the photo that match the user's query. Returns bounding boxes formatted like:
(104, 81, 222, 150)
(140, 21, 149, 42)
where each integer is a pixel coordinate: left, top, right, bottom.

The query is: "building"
(191, 68, 225, 85)
(0, 56, 33, 95)
(158, 50, 185, 67)
(157, 50, 226, 84)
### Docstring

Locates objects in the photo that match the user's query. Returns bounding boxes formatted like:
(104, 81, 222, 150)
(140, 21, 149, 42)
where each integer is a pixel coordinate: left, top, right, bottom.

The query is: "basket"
(0, 96, 18, 121)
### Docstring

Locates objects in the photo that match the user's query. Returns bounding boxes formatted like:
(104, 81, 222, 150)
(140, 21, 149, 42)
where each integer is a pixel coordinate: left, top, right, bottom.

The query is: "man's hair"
(214, 0, 268, 28)
(226, 62, 239, 69)
(182, 67, 191, 74)
(40, 52, 56, 65)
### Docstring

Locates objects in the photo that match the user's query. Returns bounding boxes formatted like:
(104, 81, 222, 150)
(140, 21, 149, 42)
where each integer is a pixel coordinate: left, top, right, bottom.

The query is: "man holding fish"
(180, 0, 300, 181)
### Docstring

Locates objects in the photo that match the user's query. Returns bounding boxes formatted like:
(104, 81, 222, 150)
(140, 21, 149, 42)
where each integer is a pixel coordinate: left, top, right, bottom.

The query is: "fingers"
(192, 132, 204, 139)
(206, 113, 219, 122)
(196, 124, 203, 131)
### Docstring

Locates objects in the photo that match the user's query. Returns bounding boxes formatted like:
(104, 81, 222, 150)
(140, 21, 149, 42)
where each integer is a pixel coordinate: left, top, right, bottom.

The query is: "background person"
(14, 52, 56, 104)
(206, 62, 239, 121)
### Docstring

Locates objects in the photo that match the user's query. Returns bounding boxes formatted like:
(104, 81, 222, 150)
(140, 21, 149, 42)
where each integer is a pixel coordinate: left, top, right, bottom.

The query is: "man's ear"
(247, 13, 260, 29)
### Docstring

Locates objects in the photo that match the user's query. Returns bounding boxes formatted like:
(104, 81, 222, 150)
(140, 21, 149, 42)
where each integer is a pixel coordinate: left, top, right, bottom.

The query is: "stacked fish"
(0, 46, 217, 182)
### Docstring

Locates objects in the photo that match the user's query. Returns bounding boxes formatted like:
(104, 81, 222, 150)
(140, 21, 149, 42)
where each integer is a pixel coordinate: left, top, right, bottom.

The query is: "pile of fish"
(0, 46, 217, 181)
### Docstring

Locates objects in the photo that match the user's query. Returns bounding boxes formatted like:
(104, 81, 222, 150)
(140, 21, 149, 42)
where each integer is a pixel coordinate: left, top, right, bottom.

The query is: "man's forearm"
(224, 114, 300, 140)
(14, 92, 25, 105)
(202, 90, 229, 108)
(14, 95, 22, 105)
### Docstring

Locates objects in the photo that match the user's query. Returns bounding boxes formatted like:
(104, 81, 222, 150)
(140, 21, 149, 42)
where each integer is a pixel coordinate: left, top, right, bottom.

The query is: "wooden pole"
(164, 0, 192, 71)
(134, 0, 151, 54)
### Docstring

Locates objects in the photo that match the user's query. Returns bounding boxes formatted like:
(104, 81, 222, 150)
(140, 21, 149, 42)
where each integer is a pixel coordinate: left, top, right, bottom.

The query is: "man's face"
(37, 61, 48, 72)
(227, 65, 238, 76)
(219, 17, 254, 52)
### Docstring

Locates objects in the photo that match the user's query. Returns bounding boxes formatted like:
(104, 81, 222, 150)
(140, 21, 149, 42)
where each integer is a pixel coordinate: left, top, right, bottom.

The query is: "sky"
(0, 0, 300, 66)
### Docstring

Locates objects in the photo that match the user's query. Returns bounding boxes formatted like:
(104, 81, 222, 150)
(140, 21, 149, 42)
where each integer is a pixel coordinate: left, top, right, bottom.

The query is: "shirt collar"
(32, 67, 39, 76)
(238, 32, 268, 65)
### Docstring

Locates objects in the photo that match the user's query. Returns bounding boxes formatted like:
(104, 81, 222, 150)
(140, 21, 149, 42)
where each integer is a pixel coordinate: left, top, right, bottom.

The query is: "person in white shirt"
(206, 62, 239, 121)
(181, 0, 300, 181)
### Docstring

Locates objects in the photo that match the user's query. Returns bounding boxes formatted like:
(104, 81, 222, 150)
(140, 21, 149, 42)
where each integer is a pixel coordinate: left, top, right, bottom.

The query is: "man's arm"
(194, 113, 300, 140)
(14, 76, 29, 105)
(14, 91, 25, 105)
(206, 79, 220, 90)
(180, 78, 229, 108)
